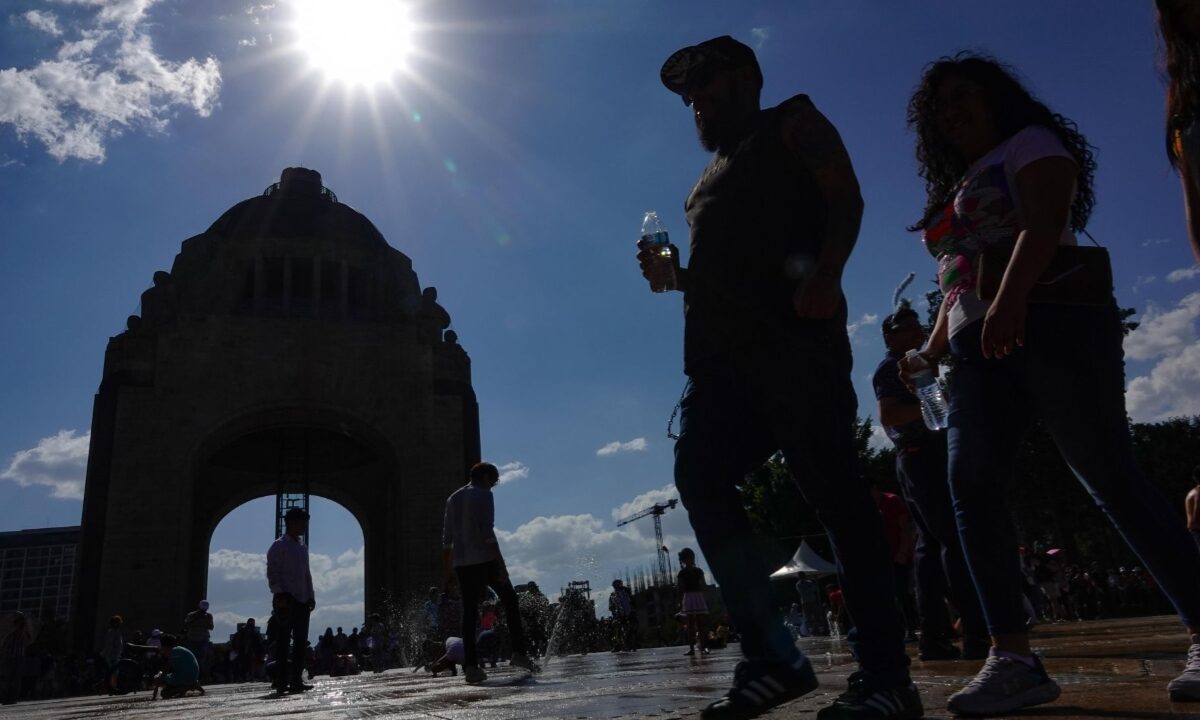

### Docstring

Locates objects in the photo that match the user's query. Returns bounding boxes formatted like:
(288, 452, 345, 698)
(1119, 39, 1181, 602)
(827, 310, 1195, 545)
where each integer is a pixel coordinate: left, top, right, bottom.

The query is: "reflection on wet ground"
(7, 616, 1200, 719)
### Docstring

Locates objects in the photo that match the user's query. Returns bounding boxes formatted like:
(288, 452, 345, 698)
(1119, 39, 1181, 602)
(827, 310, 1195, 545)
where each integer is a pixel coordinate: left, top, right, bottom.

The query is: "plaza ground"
(6, 615, 1200, 719)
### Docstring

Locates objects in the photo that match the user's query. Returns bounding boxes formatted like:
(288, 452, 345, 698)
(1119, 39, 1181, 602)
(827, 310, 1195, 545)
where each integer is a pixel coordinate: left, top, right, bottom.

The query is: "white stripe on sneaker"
(747, 680, 776, 700)
(761, 676, 786, 694)
(738, 686, 765, 705)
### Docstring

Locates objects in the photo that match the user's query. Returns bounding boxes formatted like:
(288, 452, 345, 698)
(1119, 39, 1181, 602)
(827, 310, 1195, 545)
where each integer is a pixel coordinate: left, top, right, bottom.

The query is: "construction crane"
(616, 499, 678, 586)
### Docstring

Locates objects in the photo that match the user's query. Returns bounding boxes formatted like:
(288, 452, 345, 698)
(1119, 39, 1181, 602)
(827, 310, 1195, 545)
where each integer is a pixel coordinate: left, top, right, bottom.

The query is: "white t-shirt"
(922, 125, 1078, 337)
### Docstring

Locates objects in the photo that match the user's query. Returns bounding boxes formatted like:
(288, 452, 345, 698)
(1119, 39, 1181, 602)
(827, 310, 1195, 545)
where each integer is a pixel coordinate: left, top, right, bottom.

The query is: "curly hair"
(1157, 0, 1200, 168)
(906, 52, 1097, 232)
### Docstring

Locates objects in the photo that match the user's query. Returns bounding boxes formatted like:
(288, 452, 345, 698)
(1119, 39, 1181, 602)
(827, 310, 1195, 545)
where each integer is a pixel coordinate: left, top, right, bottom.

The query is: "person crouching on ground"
(153, 634, 203, 700)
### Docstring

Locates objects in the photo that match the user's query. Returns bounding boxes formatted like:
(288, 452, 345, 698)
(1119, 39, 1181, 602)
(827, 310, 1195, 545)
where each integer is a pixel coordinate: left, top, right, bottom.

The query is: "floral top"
(922, 125, 1076, 337)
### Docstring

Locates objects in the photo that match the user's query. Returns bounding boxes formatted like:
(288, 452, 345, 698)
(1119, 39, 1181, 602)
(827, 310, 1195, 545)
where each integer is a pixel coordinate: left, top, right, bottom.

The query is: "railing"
(262, 182, 338, 203)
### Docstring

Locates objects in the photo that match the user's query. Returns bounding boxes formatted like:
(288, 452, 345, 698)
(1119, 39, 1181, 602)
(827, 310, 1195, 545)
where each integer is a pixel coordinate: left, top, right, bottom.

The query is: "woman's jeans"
(947, 303, 1200, 636)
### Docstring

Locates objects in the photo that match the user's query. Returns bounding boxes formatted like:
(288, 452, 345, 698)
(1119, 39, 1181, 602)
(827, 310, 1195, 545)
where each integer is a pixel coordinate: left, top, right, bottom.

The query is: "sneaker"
(463, 665, 487, 684)
(918, 637, 961, 661)
(1168, 634, 1200, 701)
(509, 652, 541, 674)
(816, 672, 923, 719)
(287, 682, 313, 692)
(947, 652, 1060, 715)
(700, 657, 818, 719)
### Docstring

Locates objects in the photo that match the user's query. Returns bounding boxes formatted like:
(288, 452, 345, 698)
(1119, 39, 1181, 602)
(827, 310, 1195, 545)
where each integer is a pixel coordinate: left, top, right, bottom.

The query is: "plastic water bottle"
(905, 349, 949, 431)
(638, 210, 677, 292)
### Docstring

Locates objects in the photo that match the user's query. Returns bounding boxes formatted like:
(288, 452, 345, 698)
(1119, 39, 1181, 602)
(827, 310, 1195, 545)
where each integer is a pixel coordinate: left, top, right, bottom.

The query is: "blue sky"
(2, 1, 1200, 642)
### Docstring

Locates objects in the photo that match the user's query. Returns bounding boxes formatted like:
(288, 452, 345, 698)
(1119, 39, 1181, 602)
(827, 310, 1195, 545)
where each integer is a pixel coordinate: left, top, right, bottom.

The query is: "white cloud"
(1127, 343, 1200, 422)
(497, 461, 528, 485)
(238, 37, 257, 47)
(1142, 237, 1171, 247)
(1123, 292, 1200, 361)
(1132, 274, 1157, 293)
(208, 548, 267, 582)
(596, 437, 648, 457)
(750, 27, 770, 49)
(1125, 292, 1200, 422)
(0, 0, 221, 162)
(868, 423, 890, 451)
(24, 10, 63, 36)
(611, 484, 678, 524)
(847, 312, 880, 339)
(1168, 266, 1200, 283)
(493, 483, 700, 616)
(1, 429, 89, 499)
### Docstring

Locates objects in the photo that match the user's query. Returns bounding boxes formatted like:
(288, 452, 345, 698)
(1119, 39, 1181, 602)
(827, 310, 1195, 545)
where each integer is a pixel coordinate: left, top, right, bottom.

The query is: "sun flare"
(293, 0, 414, 86)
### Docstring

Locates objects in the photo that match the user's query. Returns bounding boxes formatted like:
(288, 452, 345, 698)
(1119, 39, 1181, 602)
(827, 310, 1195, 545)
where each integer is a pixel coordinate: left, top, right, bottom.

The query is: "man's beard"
(694, 101, 744, 152)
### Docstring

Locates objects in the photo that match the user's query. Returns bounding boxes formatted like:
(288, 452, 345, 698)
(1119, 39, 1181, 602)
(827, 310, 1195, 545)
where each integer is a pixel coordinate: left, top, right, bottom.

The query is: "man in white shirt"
(442, 462, 539, 684)
(266, 507, 315, 694)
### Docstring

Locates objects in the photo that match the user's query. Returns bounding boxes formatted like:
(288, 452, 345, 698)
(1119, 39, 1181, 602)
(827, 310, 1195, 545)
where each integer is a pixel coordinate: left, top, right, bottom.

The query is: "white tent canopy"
(770, 540, 838, 578)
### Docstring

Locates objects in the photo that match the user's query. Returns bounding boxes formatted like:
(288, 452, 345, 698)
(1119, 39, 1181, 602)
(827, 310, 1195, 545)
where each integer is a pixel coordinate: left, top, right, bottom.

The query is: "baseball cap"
(198, 600, 209, 610)
(660, 35, 763, 105)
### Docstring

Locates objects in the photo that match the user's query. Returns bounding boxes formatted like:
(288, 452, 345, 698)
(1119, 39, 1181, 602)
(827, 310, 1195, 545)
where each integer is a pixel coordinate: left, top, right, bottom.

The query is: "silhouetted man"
(266, 507, 315, 694)
(638, 35, 918, 719)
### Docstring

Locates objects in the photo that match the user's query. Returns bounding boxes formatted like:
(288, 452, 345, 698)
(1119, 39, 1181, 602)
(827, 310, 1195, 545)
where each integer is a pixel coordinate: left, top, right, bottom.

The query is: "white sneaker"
(947, 652, 1060, 716)
(1168, 634, 1200, 701)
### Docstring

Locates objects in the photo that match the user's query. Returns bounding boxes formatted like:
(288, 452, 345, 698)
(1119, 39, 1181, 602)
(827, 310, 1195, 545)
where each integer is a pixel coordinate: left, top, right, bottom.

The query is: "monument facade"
(73, 168, 479, 649)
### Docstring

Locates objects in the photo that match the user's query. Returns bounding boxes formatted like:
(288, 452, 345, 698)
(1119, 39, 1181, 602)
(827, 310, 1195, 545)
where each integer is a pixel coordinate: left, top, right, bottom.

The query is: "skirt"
(681, 591, 708, 616)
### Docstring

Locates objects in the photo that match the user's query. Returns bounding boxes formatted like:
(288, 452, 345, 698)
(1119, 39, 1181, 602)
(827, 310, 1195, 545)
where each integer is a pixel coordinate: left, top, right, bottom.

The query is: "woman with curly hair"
(901, 53, 1200, 716)
(1157, 0, 1200, 264)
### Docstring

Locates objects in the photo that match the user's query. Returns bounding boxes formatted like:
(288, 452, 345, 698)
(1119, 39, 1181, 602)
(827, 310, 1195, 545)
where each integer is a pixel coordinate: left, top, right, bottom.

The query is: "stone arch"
(183, 406, 401, 618)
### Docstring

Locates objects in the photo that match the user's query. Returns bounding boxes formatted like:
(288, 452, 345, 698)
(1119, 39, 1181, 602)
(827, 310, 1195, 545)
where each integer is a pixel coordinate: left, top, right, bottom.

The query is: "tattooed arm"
(780, 97, 863, 319)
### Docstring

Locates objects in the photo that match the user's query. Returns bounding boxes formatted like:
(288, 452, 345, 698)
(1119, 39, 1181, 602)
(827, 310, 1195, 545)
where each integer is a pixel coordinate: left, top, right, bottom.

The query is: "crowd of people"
(8, 4, 1200, 718)
(634, 3, 1200, 717)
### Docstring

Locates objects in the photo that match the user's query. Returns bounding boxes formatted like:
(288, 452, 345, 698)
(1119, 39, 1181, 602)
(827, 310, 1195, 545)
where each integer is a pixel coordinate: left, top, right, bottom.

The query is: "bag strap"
(1079, 227, 1102, 248)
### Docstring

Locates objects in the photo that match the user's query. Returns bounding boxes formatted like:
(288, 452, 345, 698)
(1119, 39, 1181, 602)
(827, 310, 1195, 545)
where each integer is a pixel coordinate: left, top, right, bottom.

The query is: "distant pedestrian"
(99, 615, 123, 693)
(182, 600, 213, 680)
(1, 612, 32, 705)
(677, 549, 709, 656)
(609, 579, 638, 652)
(234, 619, 264, 681)
(442, 462, 540, 684)
(266, 506, 316, 694)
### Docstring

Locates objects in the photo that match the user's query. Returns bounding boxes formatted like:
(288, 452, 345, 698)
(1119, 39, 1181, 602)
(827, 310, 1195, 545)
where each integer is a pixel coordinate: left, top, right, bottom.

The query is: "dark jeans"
(947, 304, 1200, 635)
(896, 437, 988, 644)
(456, 560, 527, 668)
(674, 334, 909, 684)
(272, 595, 310, 688)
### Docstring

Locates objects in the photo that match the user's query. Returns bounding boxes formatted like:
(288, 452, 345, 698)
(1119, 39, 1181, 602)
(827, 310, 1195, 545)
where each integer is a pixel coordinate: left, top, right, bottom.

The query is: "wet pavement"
(7, 615, 1200, 719)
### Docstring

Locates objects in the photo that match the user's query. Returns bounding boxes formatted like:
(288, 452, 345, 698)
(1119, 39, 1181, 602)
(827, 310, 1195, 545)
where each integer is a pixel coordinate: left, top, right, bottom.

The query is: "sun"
(293, 0, 414, 86)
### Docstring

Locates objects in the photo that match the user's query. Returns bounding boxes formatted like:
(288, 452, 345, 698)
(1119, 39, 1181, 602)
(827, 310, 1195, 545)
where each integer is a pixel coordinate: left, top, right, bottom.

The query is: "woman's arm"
(981, 155, 1078, 359)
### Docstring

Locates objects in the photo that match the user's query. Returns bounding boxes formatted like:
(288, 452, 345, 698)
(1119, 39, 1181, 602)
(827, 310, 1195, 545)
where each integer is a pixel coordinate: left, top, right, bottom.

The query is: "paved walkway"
(6, 615, 1200, 719)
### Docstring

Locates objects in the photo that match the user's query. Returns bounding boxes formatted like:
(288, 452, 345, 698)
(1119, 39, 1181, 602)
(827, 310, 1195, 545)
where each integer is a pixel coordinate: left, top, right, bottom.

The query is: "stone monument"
(73, 168, 479, 649)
